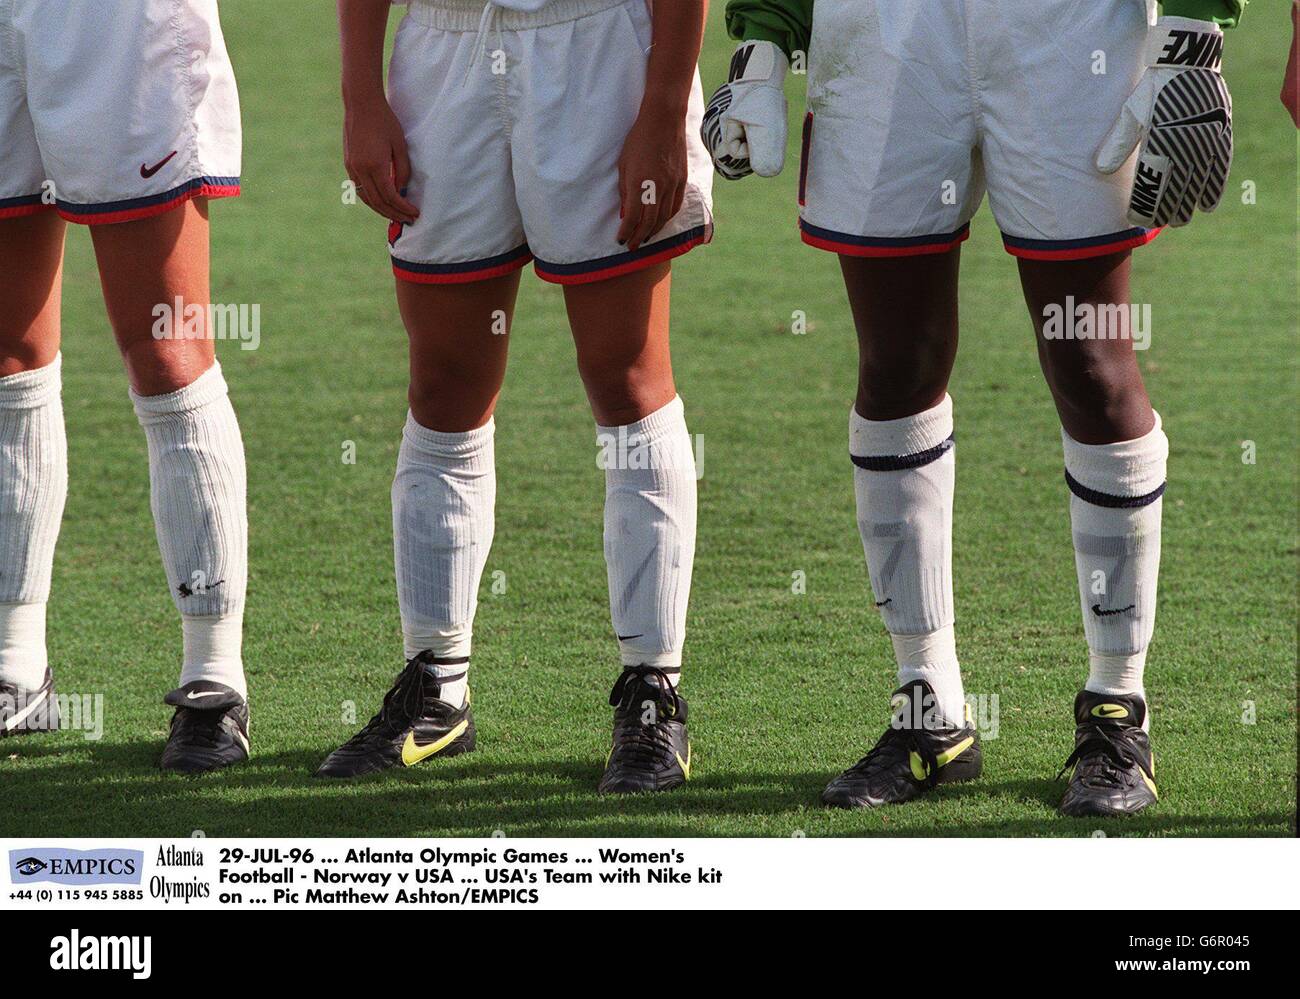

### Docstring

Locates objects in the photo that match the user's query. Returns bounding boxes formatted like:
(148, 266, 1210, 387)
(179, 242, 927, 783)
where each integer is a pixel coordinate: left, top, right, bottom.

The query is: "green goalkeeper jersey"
(725, 0, 1245, 60)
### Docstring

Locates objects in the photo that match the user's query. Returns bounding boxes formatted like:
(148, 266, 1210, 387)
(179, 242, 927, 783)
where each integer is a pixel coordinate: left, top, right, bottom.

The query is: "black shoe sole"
(314, 730, 476, 779)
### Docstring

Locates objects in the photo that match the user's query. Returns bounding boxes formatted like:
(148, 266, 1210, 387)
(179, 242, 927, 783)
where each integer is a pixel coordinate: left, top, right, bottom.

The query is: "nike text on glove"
(701, 39, 789, 180)
(1096, 17, 1233, 229)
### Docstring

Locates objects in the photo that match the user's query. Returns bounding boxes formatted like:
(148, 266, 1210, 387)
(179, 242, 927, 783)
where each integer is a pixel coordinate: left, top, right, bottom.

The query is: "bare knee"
(856, 327, 953, 420)
(0, 339, 59, 378)
(577, 361, 675, 427)
(1042, 346, 1152, 443)
(408, 354, 502, 432)
(116, 332, 215, 396)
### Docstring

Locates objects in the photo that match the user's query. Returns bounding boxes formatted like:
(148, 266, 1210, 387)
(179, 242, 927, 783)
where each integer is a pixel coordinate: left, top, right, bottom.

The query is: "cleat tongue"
(163, 680, 244, 712)
(889, 679, 949, 733)
(1074, 689, 1146, 728)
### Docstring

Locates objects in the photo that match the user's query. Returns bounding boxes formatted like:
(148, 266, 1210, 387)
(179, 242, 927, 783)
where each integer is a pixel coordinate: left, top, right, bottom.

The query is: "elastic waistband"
(406, 0, 635, 31)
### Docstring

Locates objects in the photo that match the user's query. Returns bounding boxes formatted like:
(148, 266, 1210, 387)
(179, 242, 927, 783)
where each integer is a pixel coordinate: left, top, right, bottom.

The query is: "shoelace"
(846, 725, 943, 788)
(1056, 723, 1151, 786)
(343, 654, 438, 746)
(171, 706, 232, 748)
(608, 665, 683, 719)
(607, 666, 683, 771)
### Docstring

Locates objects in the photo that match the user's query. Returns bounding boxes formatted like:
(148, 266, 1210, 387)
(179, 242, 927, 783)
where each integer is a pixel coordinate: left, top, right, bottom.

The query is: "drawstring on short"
(463, 2, 503, 87)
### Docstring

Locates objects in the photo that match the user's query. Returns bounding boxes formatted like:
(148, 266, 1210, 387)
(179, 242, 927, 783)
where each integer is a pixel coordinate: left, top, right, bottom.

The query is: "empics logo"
(9, 848, 143, 886)
(14, 856, 49, 877)
(50, 930, 151, 980)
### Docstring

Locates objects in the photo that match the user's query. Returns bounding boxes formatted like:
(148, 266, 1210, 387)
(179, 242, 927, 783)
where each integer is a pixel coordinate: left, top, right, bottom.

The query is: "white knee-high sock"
(0, 355, 68, 690)
(1064, 414, 1167, 714)
(392, 413, 496, 708)
(851, 394, 963, 727)
(131, 362, 248, 699)
(599, 396, 697, 683)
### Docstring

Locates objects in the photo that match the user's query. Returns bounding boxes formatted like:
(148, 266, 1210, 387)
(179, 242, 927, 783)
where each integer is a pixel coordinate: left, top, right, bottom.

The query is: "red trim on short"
(0, 202, 55, 220)
(534, 225, 713, 286)
(800, 225, 970, 258)
(1004, 227, 1163, 261)
(393, 249, 533, 285)
(57, 182, 240, 226)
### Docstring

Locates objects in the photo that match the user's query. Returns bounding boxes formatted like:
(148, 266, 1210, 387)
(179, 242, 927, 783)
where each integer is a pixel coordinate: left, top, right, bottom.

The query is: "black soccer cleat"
(314, 651, 474, 778)
(598, 665, 690, 794)
(0, 666, 60, 738)
(160, 680, 250, 774)
(1057, 689, 1157, 818)
(822, 679, 981, 808)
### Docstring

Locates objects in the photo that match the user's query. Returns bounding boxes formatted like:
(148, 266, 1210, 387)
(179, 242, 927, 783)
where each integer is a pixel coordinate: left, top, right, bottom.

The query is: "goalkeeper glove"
(701, 40, 789, 180)
(1096, 17, 1233, 229)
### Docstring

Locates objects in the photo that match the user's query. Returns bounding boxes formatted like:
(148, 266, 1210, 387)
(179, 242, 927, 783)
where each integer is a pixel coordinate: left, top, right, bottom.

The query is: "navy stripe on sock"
(1064, 469, 1166, 508)
(851, 434, 954, 472)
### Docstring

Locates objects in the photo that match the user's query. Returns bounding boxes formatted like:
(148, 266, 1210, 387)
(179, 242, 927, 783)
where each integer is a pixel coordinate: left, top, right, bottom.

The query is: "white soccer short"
(0, 0, 240, 225)
(800, 0, 1161, 261)
(387, 0, 714, 285)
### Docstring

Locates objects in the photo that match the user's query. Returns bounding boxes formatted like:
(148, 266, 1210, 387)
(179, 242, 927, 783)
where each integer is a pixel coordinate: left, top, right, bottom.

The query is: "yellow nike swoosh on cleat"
(1091, 704, 1129, 719)
(401, 719, 469, 767)
(675, 744, 691, 781)
(1142, 772, 1159, 798)
(909, 736, 975, 781)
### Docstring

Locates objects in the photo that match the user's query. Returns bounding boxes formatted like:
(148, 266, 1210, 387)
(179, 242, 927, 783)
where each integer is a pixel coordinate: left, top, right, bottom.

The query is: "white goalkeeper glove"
(701, 40, 789, 180)
(1096, 17, 1233, 229)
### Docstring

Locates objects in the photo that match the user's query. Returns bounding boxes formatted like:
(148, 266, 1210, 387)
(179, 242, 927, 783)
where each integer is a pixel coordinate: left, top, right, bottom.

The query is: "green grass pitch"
(3, 1, 1294, 838)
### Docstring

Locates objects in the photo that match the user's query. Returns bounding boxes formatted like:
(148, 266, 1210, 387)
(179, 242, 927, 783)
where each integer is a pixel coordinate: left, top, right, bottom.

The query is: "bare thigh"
(839, 249, 962, 420)
(563, 262, 676, 427)
(0, 212, 65, 375)
(1018, 251, 1154, 444)
(89, 199, 217, 395)
(395, 270, 522, 432)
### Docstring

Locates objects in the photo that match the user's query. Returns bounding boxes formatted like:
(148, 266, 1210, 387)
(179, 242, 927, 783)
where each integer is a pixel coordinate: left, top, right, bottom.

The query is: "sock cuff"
(596, 394, 686, 442)
(890, 625, 959, 668)
(131, 361, 228, 420)
(850, 394, 953, 461)
(1062, 412, 1167, 499)
(0, 353, 62, 409)
(402, 412, 495, 458)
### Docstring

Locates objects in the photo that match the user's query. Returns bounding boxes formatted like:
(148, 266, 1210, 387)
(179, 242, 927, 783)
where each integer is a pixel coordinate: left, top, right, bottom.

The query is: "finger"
(628, 191, 661, 251)
(351, 180, 383, 219)
(1199, 131, 1232, 213)
(618, 181, 644, 247)
(668, 178, 686, 224)
(1160, 165, 1196, 229)
(365, 166, 416, 224)
(391, 143, 420, 219)
(616, 165, 637, 244)
(1096, 88, 1149, 174)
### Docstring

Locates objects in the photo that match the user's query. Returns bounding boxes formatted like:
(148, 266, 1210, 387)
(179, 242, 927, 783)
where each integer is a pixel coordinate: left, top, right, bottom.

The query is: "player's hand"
(1282, 0, 1300, 128)
(701, 40, 789, 180)
(617, 106, 688, 252)
(1096, 17, 1233, 229)
(343, 95, 419, 225)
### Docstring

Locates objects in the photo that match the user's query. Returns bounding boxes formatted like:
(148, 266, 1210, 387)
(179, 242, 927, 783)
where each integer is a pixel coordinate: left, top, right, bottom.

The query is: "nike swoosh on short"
(140, 151, 178, 178)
